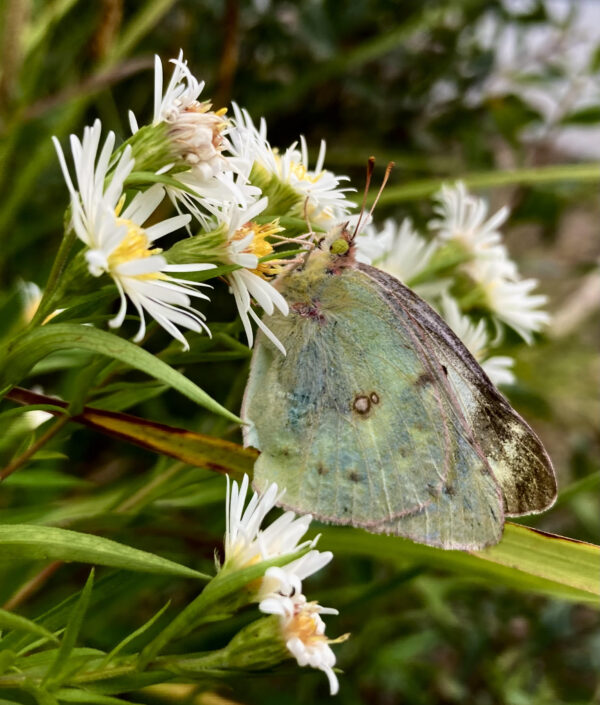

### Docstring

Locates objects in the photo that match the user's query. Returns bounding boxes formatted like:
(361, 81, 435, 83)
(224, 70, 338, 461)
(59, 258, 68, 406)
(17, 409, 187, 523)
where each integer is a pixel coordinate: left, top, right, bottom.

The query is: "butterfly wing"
(242, 266, 505, 547)
(361, 264, 557, 517)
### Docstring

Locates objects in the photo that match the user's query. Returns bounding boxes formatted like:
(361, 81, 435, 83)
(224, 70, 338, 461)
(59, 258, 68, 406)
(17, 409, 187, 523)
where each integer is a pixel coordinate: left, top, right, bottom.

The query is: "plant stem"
(0, 413, 69, 482)
(29, 228, 77, 327)
(2, 561, 62, 610)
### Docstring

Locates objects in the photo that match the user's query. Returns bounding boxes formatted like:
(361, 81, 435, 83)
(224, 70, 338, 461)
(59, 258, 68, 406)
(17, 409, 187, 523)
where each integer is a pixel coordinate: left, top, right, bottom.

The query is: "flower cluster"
(356, 182, 550, 386)
(220, 475, 344, 695)
(52, 53, 355, 354)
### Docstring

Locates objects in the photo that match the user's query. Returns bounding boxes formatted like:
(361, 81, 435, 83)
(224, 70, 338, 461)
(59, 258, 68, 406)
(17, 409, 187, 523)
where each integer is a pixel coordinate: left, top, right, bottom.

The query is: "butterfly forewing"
(361, 264, 557, 517)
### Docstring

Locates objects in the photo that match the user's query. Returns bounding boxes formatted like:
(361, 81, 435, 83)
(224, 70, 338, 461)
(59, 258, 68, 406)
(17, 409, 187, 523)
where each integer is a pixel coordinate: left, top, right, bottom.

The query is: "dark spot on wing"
(415, 372, 435, 387)
(426, 483, 438, 498)
(348, 470, 361, 483)
(443, 485, 456, 497)
(317, 464, 328, 476)
(441, 365, 448, 376)
(353, 395, 371, 415)
(370, 392, 380, 404)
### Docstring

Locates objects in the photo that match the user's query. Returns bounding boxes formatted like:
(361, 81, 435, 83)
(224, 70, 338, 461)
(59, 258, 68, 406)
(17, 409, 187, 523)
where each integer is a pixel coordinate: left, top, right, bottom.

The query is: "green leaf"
(0, 525, 210, 580)
(43, 570, 95, 686)
(101, 602, 171, 667)
(320, 523, 600, 604)
(0, 324, 240, 423)
(5, 388, 256, 479)
(373, 163, 600, 205)
(56, 691, 145, 705)
(0, 609, 58, 644)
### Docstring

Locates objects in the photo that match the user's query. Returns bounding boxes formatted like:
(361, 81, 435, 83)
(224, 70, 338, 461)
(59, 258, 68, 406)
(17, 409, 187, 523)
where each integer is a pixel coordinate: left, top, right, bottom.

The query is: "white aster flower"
(223, 474, 321, 578)
(356, 218, 438, 283)
(429, 181, 510, 261)
(466, 258, 550, 344)
(229, 104, 354, 228)
(53, 120, 215, 350)
(259, 591, 343, 695)
(211, 197, 289, 354)
(439, 294, 515, 386)
(130, 53, 254, 224)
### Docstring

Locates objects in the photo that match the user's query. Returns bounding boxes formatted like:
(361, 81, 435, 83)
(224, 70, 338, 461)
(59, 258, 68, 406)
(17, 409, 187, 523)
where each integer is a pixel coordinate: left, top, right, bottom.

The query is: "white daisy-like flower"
(466, 258, 550, 344)
(356, 218, 438, 284)
(223, 474, 322, 577)
(130, 53, 255, 224)
(429, 181, 510, 262)
(211, 197, 289, 354)
(229, 104, 355, 228)
(439, 294, 515, 386)
(130, 51, 226, 179)
(259, 591, 342, 695)
(53, 120, 215, 350)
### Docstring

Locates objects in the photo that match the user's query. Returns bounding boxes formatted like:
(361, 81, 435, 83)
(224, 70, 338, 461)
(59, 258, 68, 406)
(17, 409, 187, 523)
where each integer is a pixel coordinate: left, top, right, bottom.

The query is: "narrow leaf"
(373, 163, 600, 205)
(321, 523, 600, 604)
(101, 601, 171, 667)
(0, 324, 240, 423)
(5, 388, 256, 479)
(44, 570, 95, 685)
(0, 525, 210, 580)
(0, 609, 58, 644)
(56, 690, 145, 705)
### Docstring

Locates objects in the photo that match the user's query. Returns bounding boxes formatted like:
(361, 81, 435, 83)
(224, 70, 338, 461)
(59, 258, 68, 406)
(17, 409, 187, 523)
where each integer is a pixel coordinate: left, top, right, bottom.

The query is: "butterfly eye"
(330, 238, 349, 255)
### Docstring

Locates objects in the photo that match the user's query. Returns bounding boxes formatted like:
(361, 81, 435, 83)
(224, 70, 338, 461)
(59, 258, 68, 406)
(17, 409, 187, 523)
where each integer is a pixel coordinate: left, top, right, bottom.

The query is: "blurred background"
(0, 1, 599, 704)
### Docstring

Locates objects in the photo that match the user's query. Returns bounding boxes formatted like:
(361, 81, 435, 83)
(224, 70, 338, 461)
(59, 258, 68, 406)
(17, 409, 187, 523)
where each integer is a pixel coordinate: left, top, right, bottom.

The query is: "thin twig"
(2, 561, 62, 610)
(0, 413, 70, 482)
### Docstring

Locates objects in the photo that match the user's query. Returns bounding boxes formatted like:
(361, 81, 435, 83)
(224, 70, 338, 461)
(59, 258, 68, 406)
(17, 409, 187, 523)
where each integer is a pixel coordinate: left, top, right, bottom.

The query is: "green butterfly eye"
(330, 238, 349, 255)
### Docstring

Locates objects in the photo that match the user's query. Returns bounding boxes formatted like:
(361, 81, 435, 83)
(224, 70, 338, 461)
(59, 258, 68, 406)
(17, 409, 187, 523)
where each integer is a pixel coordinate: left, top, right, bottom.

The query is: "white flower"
(211, 197, 289, 354)
(439, 294, 515, 386)
(229, 105, 354, 228)
(223, 474, 320, 576)
(356, 218, 438, 283)
(131, 53, 254, 224)
(259, 592, 342, 695)
(466, 258, 550, 344)
(429, 181, 510, 260)
(53, 120, 215, 350)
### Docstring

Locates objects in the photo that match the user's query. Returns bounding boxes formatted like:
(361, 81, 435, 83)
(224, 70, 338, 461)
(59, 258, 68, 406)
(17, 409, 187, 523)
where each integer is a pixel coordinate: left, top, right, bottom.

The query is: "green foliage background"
(0, 1, 599, 704)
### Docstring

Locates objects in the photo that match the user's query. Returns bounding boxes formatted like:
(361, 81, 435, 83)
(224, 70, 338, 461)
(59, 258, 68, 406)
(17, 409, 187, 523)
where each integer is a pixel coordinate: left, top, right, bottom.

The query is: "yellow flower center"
(289, 160, 324, 184)
(232, 220, 285, 279)
(107, 217, 164, 280)
(286, 610, 327, 647)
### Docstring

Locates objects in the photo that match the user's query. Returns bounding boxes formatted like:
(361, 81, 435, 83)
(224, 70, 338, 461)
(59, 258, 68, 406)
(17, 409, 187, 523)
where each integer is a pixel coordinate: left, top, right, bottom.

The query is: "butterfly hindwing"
(243, 266, 505, 546)
(361, 264, 557, 517)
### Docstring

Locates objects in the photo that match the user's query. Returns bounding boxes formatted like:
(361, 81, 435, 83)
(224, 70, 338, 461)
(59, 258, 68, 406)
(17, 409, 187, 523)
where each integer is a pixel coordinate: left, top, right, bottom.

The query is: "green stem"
(30, 228, 77, 327)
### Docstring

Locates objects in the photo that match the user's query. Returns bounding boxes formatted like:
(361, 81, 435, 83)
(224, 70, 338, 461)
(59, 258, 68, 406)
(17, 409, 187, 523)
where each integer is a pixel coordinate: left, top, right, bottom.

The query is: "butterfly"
(241, 165, 556, 550)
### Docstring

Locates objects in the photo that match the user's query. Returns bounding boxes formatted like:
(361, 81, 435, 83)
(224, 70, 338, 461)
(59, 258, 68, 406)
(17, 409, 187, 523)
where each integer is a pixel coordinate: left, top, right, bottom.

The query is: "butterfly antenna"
(352, 156, 376, 240)
(367, 161, 395, 221)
